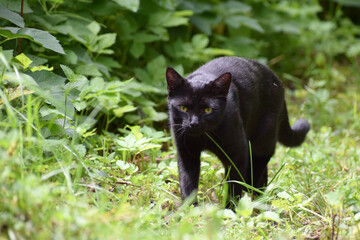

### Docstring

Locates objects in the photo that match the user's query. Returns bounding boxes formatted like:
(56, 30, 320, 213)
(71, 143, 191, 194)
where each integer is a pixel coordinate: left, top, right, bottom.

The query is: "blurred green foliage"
(1, 0, 359, 130)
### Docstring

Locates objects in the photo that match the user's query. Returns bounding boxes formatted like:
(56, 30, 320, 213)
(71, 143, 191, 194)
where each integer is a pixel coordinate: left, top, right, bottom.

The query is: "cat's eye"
(204, 107, 212, 114)
(179, 105, 188, 112)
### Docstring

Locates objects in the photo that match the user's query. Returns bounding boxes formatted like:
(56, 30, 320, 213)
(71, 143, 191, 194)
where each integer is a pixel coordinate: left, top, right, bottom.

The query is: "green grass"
(1, 69, 360, 240)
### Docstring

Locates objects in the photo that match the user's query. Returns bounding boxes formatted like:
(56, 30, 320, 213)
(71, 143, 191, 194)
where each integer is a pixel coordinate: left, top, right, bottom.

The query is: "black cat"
(166, 57, 310, 207)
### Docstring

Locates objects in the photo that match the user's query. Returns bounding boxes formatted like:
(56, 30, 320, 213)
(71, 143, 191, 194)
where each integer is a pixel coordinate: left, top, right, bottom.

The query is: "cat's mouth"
(185, 126, 204, 136)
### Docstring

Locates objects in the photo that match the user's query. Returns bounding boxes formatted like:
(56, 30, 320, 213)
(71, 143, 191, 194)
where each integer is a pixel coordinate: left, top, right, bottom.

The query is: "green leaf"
(26, 71, 72, 114)
(129, 125, 143, 140)
(87, 21, 101, 35)
(60, 64, 75, 81)
(1, 27, 65, 54)
(347, 42, 360, 57)
(12, 53, 53, 72)
(3, 72, 38, 88)
(0, 49, 13, 67)
(112, 0, 140, 12)
(220, 209, 237, 220)
(130, 41, 145, 58)
(90, 77, 105, 90)
(15, 53, 33, 69)
(64, 50, 78, 65)
(0, 28, 33, 41)
(203, 48, 234, 56)
(162, 14, 189, 27)
(73, 144, 86, 157)
(94, 33, 117, 54)
(258, 211, 281, 223)
(174, 10, 194, 17)
(190, 15, 214, 35)
(221, 1, 251, 14)
(225, 16, 264, 33)
(116, 160, 130, 170)
(272, 21, 301, 34)
(137, 142, 161, 153)
(76, 64, 102, 77)
(116, 160, 138, 174)
(180, 1, 212, 14)
(192, 34, 209, 50)
(149, 26, 169, 41)
(236, 193, 253, 218)
(30, 65, 53, 72)
(325, 190, 344, 207)
(132, 32, 162, 43)
(0, 5, 25, 27)
(73, 100, 87, 111)
(277, 191, 294, 201)
(117, 134, 136, 150)
(148, 12, 171, 27)
(147, 10, 190, 29)
(113, 105, 137, 117)
(146, 55, 167, 85)
(18, 28, 65, 54)
(96, 56, 121, 69)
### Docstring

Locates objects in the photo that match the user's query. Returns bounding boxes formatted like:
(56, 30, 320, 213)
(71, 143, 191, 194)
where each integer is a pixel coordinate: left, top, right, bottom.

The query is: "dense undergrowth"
(1, 0, 360, 239)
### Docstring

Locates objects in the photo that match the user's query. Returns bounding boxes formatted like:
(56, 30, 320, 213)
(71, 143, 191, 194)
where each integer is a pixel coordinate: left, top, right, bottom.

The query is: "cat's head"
(166, 67, 231, 136)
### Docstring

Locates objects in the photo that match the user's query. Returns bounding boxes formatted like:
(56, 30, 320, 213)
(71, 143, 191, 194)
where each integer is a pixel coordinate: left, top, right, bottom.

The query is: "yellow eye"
(179, 105, 188, 112)
(204, 107, 212, 114)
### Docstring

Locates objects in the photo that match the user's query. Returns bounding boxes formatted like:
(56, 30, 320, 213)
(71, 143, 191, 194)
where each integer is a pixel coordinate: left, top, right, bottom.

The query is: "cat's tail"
(278, 103, 310, 147)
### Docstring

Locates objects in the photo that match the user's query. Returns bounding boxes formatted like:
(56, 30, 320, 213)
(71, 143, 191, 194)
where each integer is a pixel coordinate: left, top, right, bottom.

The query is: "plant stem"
(17, 0, 25, 55)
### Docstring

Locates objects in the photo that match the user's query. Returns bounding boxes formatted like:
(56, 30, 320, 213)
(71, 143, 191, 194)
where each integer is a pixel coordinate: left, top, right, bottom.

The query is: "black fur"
(166, 57, 310, 207)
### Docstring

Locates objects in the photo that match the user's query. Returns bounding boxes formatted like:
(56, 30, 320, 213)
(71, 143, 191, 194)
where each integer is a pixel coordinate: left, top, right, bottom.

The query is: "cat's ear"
(207, 72, 232, 96)
(166, 67, 185, 93)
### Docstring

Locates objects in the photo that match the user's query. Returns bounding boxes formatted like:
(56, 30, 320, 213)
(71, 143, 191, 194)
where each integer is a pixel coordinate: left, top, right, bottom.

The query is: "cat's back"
(187, 57, 280, 88)
(192, 57, 255, 75)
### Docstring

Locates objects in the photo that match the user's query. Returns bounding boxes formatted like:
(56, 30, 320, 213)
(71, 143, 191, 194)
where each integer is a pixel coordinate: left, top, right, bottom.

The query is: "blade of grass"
(268, 162, 286, 186)
(205, 132, 246, 183)
(249, 141, 253, 194)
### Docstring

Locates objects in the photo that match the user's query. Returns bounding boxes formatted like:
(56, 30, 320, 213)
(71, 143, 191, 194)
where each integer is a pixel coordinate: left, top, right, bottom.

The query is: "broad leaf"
(130, 41, 145, 58)
(0, 5, 24, 27)
(0, 28, 34, 41)
(325, 190, 344, 207)
(192, 34, 209, 50)
(94, 33, 116, 54)
(1, 27, 65, 54)
(15, 53, 32, 69)
(132, 32, 162, 43)
(225, 16, 264, 33)
(258, 211, 281, 223)
(236, 193, 253, 218)
(221, 1, 251, 14)
(112, 0, 140, 12)
(60, 64, 76, 81)
(87, 21, 101, 35)
(162, 14, 189, 27)
(113, 105, 137, 117)
(76, 64, 102, 77)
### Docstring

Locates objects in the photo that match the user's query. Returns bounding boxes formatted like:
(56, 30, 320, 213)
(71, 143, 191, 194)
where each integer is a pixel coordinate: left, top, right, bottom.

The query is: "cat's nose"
(190, 116, 199, 127)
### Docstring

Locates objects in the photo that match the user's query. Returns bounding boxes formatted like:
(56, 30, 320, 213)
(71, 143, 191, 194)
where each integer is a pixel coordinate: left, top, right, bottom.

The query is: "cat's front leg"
(176, 148, 201, 201)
